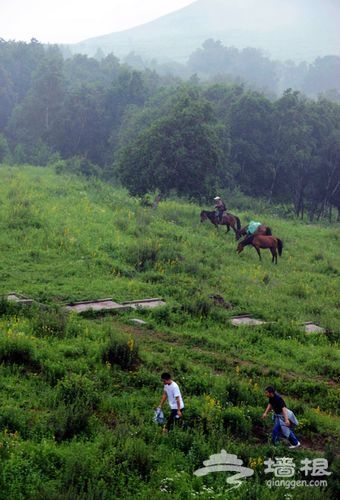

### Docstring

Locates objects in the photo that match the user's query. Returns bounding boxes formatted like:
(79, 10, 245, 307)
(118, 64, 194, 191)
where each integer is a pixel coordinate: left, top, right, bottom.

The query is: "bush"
(101, 333, 140, 370)
(120, 438, 153, 479)
(31, 307, 68, 339)
(54, 373, 100, 409)
(0, 407, 29, 437)
(50, 402, 91, 442)
(125, 239, 160, 271)
(222, 406, 252, 439)
(0, 334, 41, 372)
(0, 298, 24, 317)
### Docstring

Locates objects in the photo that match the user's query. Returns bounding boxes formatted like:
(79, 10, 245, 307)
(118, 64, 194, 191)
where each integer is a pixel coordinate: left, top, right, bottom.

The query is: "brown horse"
(200, 210, 241, 235)
(235, 224, 272, 241)
(236, 234, 283, 264)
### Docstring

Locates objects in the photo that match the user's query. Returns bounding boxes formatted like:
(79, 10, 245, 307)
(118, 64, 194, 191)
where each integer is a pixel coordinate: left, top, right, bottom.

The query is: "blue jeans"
(272, 415, 299, 445)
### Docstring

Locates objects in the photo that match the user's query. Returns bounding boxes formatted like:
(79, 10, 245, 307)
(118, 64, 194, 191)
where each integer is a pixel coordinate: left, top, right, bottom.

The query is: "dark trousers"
(217, 209, 224, 223)
(166, 409, 184, 430)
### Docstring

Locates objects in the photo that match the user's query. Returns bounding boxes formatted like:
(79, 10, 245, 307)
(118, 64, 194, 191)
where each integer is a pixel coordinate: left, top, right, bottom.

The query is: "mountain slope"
(70, 0, 340, 63)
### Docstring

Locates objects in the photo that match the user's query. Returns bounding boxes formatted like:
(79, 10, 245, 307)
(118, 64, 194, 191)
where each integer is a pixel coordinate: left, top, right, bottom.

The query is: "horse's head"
(200, 210, 208, 222)
(236, 242, 244, 254)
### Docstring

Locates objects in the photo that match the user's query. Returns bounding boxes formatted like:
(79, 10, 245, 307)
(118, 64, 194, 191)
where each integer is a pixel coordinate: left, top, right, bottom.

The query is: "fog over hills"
(71, 0, 340, 63)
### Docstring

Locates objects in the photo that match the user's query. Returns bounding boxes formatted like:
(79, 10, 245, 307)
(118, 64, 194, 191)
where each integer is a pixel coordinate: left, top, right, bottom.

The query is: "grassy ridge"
(0, 165, 339, 499)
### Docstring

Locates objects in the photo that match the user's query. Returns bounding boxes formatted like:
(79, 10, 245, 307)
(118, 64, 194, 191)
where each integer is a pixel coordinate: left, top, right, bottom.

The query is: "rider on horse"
(214, 196, 226, 224)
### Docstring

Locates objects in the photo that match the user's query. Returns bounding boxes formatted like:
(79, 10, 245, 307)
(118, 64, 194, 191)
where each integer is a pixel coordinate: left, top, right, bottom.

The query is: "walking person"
(213, 196, 226, 224)
(157, 372, 184, 431)
(262, 386, 300, 448)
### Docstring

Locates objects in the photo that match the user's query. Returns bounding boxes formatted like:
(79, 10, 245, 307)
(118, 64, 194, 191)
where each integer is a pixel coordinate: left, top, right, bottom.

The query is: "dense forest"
(0, 39, 339, 220)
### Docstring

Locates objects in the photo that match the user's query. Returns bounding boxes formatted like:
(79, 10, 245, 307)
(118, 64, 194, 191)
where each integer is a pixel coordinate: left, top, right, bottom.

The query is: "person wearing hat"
(214, 196, 226, 223)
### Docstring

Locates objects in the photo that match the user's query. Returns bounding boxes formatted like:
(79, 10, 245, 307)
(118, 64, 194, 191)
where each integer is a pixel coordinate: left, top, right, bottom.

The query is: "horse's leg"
(225, 224, 230, 233)
(270, 248, 277, 264)
(254, 246, 261, 261)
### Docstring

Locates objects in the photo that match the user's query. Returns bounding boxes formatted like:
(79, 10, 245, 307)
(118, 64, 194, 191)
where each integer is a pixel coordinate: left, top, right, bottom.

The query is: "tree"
(229, 90, 274, 196)
(56, 84, 107, 165)
(302, 56, 340, 98)
(6, 45, 66, 163)
(306, 99, 340, 220)
(116, 87, 226, 200)
(0, 64, 14, 131)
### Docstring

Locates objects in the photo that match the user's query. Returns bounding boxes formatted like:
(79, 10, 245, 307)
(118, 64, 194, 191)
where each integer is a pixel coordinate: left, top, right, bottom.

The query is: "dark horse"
(200, 210, 241, 235)
(236, 234, 283, 264)
(235, 224, 272, 241)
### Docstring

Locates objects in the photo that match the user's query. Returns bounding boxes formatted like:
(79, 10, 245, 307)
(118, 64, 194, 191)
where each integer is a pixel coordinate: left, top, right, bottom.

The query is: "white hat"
(214, 196, 220, 200)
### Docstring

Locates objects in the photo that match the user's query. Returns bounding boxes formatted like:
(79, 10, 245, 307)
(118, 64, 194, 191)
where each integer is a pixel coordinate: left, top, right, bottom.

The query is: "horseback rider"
(214, 196, 226, 224)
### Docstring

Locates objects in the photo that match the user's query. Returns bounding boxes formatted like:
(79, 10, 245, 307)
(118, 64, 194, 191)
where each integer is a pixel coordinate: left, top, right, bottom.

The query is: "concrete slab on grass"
(4, 292, 36, 306)
(130, 319, 147, 325)
(65, 299, 130, 313)
(230, 314, 266, 326)
(65, 297, 166, 314)
(303, 321, 325, 333)
(121, 298, 166, 309)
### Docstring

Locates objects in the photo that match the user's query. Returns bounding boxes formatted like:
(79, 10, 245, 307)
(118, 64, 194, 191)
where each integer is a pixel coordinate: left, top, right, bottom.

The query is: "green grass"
(0, 165, 339, 499)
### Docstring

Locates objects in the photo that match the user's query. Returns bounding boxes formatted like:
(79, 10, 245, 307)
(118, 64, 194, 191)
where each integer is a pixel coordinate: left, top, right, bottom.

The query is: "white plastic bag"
(153, 407, 164, 424)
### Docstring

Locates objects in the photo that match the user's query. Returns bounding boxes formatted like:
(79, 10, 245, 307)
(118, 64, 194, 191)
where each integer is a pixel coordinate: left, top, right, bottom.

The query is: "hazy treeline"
(123, 38, 340, 102)
(0, 39, 339, 220)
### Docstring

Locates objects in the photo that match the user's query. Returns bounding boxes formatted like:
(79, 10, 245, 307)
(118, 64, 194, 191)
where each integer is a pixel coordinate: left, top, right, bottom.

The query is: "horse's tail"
(235, 216, 241, 230)
(266, 226, 272, 235)
(277, 238, 283, 256)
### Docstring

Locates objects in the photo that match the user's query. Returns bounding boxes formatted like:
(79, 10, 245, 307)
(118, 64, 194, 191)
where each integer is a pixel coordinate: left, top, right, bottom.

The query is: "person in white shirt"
(158, 372, 184, 431)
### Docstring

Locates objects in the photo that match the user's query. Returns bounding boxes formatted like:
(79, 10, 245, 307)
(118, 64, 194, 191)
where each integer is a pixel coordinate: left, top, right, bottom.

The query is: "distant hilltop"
(68, 0, 340, 63)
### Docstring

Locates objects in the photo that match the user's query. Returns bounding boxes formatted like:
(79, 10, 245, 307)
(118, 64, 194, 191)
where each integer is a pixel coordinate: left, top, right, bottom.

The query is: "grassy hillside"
(0, 165, 339, 499)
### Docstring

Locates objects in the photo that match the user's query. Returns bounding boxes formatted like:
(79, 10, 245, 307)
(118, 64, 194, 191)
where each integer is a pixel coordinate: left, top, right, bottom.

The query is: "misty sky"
(1, 0, 195, 44)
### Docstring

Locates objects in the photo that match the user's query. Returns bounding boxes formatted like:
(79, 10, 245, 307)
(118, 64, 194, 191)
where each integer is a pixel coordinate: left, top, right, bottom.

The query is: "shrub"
(222, 406, 252, 439)
(0, 298, 24, 317)
(125, 239, 160, 271)
(0, 407, 29, 436)
(31, 307, 68, 339)
(180, 296, 212, 318)
(0, 334, 41, 372)
(101, 333, 140, 370)
(54, 373, 100, 409)
(120, 438, 153, 479)
(50, 401, 91, 442)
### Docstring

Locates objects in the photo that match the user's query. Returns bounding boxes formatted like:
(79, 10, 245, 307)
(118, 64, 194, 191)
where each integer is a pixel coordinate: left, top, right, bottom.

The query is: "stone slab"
(4, 293, 35, 306)
(65, 299, 130, 313)
(303, 321, 325, 333)
(121, 298, 166, 309)
(130, 318, 147, 325)
(230, 314, 266, 326)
